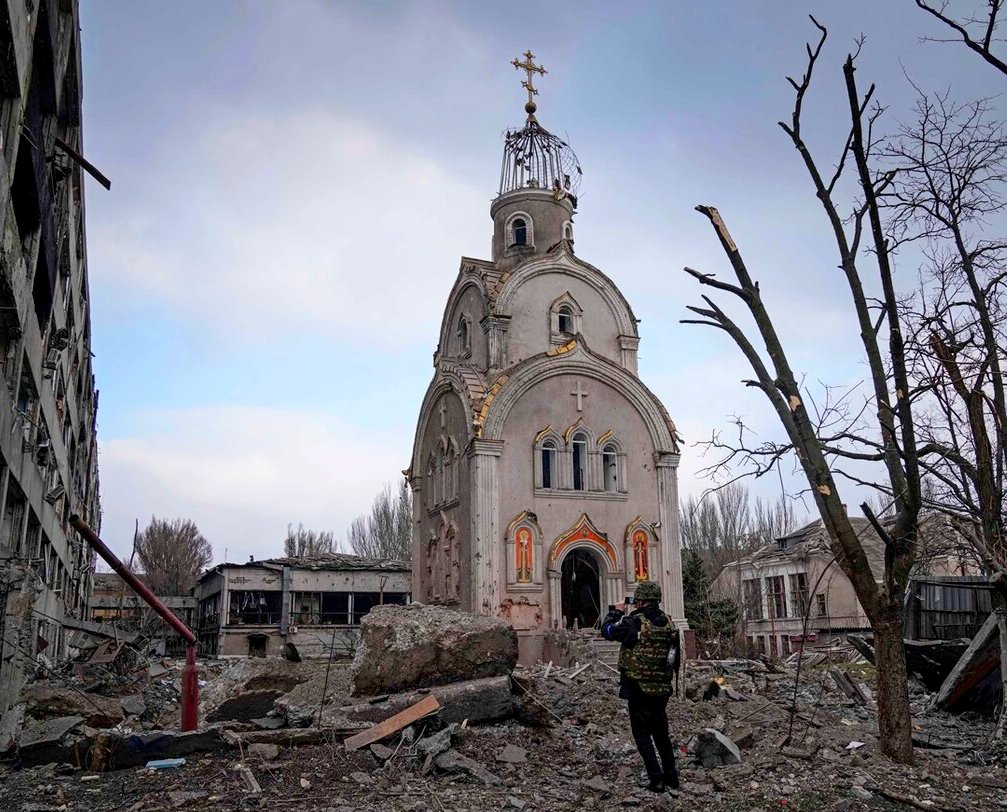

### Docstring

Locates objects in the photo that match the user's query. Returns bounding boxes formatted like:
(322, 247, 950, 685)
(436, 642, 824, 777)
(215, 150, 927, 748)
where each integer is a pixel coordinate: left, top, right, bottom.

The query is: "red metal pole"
(70, 515, 199, 731)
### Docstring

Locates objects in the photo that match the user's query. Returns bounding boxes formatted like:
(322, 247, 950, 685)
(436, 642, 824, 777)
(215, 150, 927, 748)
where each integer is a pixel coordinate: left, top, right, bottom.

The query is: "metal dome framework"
(498, 120, 582, 202)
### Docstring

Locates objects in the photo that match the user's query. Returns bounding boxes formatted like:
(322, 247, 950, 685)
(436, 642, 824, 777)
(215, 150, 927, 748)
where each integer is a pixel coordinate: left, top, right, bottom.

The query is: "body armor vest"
(619, 614, 676, 696)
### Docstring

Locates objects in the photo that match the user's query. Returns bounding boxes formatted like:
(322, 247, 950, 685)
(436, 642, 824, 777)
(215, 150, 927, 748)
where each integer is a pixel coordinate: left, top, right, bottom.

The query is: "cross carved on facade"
(512, 50, 547, 110)
(571, 380, 588, 411)
(438, 401, 447, 428)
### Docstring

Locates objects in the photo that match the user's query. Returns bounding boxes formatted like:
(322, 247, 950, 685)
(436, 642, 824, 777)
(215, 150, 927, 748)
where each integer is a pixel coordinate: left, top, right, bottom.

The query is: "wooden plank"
(343, 694, 440, 752)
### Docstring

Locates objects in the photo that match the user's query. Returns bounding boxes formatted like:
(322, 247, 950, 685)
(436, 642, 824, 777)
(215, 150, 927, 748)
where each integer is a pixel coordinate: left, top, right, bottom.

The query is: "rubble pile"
(3, 610, 1007, 810)
(350, 603, 519, 696)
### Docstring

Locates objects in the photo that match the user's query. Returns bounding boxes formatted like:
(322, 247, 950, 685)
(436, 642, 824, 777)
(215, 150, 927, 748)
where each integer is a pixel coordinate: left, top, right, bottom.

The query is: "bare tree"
(682, 20, 921, 763)
(283, 523, 338, 557)
(135, 517, 212, 595)
(886, 92, 1007, 580)
(751, 494, 801, 544)
(347, 480, 412, 561)
(917, 0, 1007, 77)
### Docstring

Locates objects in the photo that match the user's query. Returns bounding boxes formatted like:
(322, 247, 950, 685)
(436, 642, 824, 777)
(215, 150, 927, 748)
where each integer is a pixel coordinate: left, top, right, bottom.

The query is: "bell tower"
(491, 51, 582, 271)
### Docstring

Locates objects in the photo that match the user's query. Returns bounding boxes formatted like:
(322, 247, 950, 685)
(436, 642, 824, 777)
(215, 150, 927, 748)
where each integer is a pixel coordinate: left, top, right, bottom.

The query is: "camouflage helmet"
(634, 580, 662, 602)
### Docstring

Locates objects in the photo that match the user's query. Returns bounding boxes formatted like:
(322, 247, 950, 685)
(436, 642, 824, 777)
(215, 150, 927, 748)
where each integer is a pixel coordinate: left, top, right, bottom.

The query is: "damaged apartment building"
(194, 554, 411, 658)
(0, 0, 102, 722)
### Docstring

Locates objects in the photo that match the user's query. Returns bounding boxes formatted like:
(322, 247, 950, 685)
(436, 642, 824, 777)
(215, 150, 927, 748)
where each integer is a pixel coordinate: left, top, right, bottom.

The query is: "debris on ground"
(3, 626, 1007, 810)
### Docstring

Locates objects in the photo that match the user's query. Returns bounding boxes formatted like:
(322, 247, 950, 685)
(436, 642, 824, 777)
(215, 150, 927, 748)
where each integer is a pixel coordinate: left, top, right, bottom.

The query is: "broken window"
(541, 440, 556, 488)
(602, 443, 621, 492)
(788, 572, 808, 618)
(457, 314, 471, 355)
(572, 433, 587, 491)
(816, 593, 828, 617)
(765, 575, 787, 619)
(743, 578, 764, 621)
(511, 217, 527, 246)
(228, 590, 282, 625)
(557, 305, 573, 334)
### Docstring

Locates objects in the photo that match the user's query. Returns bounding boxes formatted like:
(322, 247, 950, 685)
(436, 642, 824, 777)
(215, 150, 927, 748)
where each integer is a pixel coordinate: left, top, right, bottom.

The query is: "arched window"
(506, 213, 533, 249)
(456, 315, 470, 354)
(563, 221, 573, 241)
(550, 293, 583, 344)
(512, 218, 527, 246)
(572, 433, 587, 491)
(603, 444, 618, 491)
(542, 440, 556, 489)
(557, 305, 574, 334)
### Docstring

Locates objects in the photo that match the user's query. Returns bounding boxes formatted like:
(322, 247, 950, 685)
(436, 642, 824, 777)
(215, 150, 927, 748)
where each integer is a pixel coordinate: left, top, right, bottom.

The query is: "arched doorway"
(561, 549, 603, 629)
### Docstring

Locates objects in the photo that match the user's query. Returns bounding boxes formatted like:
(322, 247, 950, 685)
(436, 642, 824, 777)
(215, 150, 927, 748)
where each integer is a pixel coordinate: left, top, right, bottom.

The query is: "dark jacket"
(601, 604, 671, 700)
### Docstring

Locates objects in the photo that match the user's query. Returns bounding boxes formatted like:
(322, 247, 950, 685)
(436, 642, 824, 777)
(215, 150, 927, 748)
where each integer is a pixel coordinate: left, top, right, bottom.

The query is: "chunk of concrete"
(247, 742, 280, 761)
(416, 724, 458, 759)
(351, 604, 517, 696)
(206, 690, 283, 722)
(434, 749, 503, 786)
(496, 743, 527, 763)
(17, 716, 86, 766)
(22, 684, 123, 728)
(120, 694, 146, 717)
(695, 728, 742, 769)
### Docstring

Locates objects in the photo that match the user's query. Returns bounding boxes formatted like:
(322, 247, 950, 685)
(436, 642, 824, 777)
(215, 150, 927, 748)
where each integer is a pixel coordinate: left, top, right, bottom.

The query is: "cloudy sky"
(77, 1, 999, 562)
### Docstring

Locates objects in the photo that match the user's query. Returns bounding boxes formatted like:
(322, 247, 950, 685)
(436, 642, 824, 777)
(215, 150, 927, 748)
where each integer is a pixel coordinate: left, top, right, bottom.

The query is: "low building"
(710, 516, 977, 657)
(194, 554, 411, 658)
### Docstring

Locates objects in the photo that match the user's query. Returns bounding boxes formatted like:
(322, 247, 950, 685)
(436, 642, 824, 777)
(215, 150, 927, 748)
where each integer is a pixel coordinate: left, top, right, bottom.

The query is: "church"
(408, 53, 686, 662)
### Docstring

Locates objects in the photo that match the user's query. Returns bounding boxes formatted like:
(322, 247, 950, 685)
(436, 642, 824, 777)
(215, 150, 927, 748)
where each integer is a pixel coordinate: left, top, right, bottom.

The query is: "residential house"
(710, 516, 977, 657)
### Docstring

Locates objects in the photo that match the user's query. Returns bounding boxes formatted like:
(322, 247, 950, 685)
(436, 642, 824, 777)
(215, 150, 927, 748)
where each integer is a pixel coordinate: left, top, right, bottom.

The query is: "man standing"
(601, 580, 679, 793)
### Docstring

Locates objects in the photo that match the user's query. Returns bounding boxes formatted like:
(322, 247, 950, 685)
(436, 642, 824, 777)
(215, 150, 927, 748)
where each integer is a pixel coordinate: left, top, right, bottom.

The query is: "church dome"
(498, 119, 582, 203)
(498, 51, 582, 204)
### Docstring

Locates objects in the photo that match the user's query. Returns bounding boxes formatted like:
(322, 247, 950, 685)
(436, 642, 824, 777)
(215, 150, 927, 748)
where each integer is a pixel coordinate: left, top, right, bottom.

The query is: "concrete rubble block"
(120, 695, 146, 718)
(17, 716, 87, 766)
(247, 742, 280, 761)
(206, 690, 284, 723)
(343, 676, 514, 728)
(111, 728, 224, 769)
(416, 724, 459, 758)
(695, 728, 742, 769)
(350, 604, 518, 696)
(369, 742, 395, 761)
(434, 749, 504, 786)
(22, 684, 124, 728)
(496, 743, 528, 763)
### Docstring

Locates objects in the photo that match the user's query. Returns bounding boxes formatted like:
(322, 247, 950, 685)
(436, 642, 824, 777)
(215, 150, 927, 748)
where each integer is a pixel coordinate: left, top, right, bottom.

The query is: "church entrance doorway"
(560, 549, 602, 629)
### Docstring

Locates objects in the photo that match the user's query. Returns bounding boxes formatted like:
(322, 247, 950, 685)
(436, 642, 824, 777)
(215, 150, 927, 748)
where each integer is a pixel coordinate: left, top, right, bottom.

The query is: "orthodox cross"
(571, 381, 588, 412)
(512, 50, 547, 114)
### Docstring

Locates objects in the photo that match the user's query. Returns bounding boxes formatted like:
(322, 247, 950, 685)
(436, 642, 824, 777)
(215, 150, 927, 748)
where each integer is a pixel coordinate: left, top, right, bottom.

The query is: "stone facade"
(0, 0, 101, 726)
(409, 105, 685, 663)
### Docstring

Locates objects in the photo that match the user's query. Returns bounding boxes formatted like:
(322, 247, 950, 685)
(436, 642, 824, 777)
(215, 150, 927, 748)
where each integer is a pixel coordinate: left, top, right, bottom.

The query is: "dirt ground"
(3, 656, 1007, 812)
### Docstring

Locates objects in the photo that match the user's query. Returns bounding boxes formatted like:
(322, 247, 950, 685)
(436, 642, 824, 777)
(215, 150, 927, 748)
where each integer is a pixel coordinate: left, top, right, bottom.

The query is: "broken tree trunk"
(873, 612, 915, 765)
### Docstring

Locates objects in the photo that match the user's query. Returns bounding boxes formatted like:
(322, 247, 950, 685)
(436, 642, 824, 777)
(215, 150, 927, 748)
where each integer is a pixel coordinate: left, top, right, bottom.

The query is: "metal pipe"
(69, 515, 199, 731)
